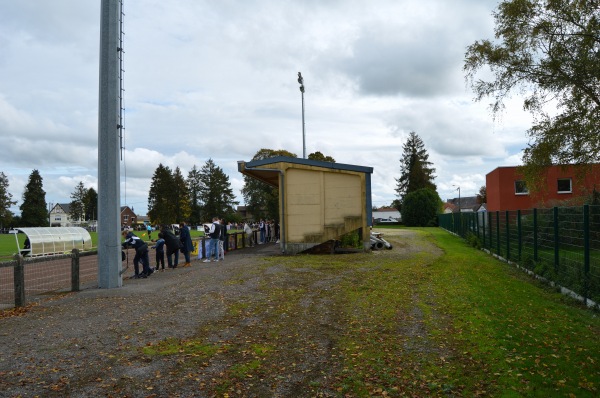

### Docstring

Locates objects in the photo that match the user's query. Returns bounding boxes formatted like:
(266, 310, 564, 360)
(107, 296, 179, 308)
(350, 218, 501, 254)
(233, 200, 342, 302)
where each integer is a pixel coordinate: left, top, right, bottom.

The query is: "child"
(151, 232, 166, 271)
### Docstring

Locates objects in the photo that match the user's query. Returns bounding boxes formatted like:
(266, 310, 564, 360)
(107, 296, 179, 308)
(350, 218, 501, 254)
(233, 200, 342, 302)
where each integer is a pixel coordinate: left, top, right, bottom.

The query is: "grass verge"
(136, 227, 599, 396)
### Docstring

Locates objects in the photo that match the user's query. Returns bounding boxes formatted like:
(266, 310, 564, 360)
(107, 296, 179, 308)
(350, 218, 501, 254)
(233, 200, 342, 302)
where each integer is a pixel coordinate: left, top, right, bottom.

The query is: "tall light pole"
(98, 0, 122, 288)
(297, 72, 306, 159)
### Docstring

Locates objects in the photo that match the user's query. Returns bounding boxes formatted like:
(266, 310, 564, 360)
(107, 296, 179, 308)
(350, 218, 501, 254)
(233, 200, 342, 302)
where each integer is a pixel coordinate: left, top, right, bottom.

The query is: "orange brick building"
(486, 165, 600, 212)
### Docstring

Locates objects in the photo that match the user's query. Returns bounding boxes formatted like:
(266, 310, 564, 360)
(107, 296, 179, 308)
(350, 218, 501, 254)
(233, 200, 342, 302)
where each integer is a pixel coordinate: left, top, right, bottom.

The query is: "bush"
(401, 188, 442, 227)
(339, 230, 361, 248)
(465, 232, 482, 249)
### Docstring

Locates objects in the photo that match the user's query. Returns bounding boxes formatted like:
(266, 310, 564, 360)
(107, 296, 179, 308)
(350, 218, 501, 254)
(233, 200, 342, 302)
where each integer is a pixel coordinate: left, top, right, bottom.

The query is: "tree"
(0, 172, 16, 229)
(476, 186, 487, 204)
(390, 199, 402, 212)
(20, 169, 48, 227)
(395, 132, 436, 202)
(401, 188, 442, 227)
(198, 159, 238, 222)
(83, 187, 98, 221)
(241, 148, 297, 220)
(464, 0, 600, 184)
(172, 167, 191, 223)
(69, 181, 87, 223)
(187, 165, 203, 226)
(308, 151, 336, 162)
(148, 164, 175, 225)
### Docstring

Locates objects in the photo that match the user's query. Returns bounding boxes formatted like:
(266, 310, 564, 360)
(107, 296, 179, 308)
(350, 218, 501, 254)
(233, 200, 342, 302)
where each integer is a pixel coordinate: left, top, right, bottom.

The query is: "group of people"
(121, 222, 193, 279)
(241, 219, 279, 247)
(257, 219, 280, 245)
(122, 218, 280, 279)
(202, 217, 227, 262)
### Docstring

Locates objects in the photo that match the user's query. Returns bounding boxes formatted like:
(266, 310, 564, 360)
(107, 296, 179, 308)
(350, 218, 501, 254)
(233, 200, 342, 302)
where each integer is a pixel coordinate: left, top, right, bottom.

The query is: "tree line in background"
(0, 169, 99, 229)
(147, 159, 239, 226)
(1, 141, 437, 229)
(0, 150, 336, 230)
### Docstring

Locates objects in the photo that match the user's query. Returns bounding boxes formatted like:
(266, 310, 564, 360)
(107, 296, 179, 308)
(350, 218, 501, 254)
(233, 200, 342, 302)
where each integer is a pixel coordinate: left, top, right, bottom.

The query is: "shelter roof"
(238, 156, 373, 187)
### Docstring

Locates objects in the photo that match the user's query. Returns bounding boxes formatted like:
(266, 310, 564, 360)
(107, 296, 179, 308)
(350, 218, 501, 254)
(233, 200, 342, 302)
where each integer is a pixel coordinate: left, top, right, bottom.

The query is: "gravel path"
(0, 229, 442, 397)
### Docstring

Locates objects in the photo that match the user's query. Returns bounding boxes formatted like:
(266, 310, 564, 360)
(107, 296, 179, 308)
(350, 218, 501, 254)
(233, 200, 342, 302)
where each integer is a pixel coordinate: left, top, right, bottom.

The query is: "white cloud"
(0, 0, 533, 216)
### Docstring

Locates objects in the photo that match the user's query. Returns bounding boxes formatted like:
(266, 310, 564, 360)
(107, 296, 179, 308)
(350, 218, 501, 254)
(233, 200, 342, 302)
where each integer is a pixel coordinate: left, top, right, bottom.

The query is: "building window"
(557, 178, 572, 194)
(515, 180, 529, 195)
(124, 215, 129, 222)
(54, 216, 61, 221)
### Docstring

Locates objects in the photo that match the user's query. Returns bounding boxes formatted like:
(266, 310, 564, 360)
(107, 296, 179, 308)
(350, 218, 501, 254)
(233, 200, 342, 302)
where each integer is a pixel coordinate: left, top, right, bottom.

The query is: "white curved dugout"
(13, 227, 93, 257)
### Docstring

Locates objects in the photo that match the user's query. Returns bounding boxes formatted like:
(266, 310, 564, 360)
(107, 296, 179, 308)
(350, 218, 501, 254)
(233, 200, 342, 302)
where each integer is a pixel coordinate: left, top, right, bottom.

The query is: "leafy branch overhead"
(464, 0, 600, 172)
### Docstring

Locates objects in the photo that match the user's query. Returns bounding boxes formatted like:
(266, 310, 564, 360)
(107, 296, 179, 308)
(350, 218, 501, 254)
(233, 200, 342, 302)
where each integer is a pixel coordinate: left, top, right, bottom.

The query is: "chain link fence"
(1, 232, 259, 309)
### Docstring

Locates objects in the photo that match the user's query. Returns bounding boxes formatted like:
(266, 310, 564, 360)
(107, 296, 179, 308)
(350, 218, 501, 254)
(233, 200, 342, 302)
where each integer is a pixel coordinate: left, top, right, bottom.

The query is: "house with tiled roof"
(49, 203, 82, 227)
(120, 206, 137, 229)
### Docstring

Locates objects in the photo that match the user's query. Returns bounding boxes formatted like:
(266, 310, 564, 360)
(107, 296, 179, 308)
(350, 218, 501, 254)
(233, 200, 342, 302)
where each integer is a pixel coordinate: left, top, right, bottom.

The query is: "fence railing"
(438, 205, 600, 307)
(0, 232, 259, 309)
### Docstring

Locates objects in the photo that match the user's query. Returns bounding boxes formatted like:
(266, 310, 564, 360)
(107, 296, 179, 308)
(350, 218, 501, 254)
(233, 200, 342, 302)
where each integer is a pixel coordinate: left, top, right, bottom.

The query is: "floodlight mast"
(98, 0, 123, 288)
(298, 72, 306, 159)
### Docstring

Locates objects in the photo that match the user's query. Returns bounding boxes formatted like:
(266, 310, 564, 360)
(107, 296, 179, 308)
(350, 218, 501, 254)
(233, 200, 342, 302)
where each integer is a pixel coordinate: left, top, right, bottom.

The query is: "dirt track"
(0, 229, 441, 397)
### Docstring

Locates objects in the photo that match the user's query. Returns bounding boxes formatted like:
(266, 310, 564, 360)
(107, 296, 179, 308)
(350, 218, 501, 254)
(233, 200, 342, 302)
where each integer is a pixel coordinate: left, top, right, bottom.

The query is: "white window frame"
(124, 215, 129, 222)
(515, 180, 529, 195)
(557, 178, 572, 194)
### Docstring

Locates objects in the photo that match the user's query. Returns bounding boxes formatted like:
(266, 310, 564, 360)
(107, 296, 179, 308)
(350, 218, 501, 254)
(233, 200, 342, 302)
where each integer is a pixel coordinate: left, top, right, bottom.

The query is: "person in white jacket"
(203, 217, 221, 262)
(244, 222, 254, 247)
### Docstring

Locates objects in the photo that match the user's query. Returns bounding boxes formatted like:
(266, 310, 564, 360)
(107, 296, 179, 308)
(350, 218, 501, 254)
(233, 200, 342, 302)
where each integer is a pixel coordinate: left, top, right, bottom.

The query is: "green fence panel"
(438, 204, 600, 305)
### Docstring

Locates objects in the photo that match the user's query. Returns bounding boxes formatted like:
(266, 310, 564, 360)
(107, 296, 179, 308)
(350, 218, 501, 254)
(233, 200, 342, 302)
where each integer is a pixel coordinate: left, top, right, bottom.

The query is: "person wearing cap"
(122, 230, 152, 278)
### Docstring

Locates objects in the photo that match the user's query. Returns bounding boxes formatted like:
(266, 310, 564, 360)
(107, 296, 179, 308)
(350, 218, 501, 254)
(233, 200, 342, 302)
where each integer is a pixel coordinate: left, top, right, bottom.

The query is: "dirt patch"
(0, 229, 445, 397)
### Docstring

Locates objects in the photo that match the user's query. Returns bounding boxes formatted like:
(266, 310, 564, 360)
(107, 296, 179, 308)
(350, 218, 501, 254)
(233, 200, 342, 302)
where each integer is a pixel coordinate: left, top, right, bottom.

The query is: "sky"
(0, 0, 534, 217)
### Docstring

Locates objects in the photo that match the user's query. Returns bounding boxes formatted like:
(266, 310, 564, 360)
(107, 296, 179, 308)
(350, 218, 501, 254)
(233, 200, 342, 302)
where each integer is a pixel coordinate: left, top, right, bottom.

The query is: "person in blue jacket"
(179, 222, 194, 267)
(151, 232, 166, 271)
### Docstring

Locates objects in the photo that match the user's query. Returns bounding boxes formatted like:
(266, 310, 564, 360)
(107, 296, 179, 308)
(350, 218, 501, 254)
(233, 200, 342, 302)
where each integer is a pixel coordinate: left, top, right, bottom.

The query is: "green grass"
(423, 229, 598, 396)
(147, 227, 599, 396)
(322, 228, 599, 396)
(3, 225, 599, 396)
(0, 233, 26, 261)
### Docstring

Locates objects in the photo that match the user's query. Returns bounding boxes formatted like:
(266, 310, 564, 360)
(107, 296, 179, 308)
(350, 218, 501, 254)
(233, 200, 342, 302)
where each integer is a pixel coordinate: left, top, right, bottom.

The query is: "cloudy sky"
(0, 0, 533, 217)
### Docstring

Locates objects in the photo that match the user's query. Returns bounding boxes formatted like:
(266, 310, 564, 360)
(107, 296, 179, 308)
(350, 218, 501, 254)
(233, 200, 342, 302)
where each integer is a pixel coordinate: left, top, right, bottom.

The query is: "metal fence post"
(14, 254, 25, 307)
(482, 211, 486, 249)
(583, 204, 590, 304)
(71, 248, 80, 292)
(505, 211, 510, 261)
(533, 208, 538, 262)
(517, 209, 522, 261)
(496, 211, 501, 256)
(554, 207, 559, 272)
(488, 211, 493, 252)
